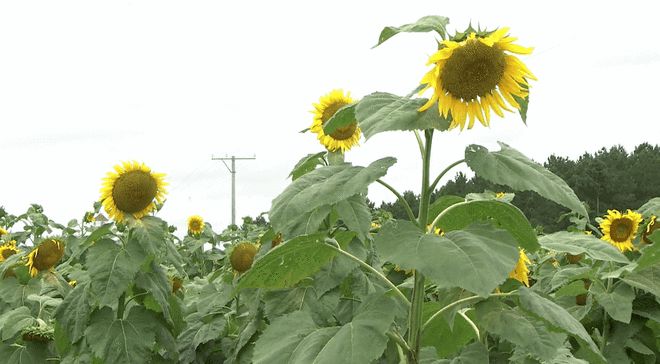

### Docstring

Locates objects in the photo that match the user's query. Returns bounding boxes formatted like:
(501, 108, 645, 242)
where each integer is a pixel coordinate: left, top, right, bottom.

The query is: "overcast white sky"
(1, 1, 659, 234)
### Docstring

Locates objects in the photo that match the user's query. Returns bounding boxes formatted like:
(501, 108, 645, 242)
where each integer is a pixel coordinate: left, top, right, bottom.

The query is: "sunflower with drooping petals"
(419, 27, 536, 130)
(310, 89, 361, 152)
(599, 209, 643, 252)
(642, 215, 657, 244)
(26, 238, 65, 277)
(187, 215, 205, 236)
(100, 161, 167, 223)
(509, 249, 531, 287)
(0, 240, 19, 262)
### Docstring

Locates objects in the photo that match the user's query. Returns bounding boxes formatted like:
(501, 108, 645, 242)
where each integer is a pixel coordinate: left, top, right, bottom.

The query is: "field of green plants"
(1, 15, 659, 364)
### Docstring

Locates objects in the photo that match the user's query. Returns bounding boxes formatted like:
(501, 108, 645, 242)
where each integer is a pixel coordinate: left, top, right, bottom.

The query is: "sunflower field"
(1, 15, 659, 364)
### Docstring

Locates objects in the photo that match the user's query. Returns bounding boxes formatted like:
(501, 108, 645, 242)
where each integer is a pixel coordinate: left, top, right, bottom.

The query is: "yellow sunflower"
(0, 227, 8, 237)
(0, 240, 19, 262)
(599, 209, 643, 252)
(229, 242, 258, 273)
(509, 249, 531, 287)
(419, 27, 536, 130)
(187, 215, 205, 236)
(642, 215, 657, 244)
(26, 239, 65, 277)
(310, 89, 361, 152)
(100, 161, 167, 223)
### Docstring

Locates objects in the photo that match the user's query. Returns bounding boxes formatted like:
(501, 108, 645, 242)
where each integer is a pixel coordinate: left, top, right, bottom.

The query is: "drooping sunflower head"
(599, 209, 643, 252)
(0, 240, 19, 262)
(310, 89, 361, 152)
(187, 215, 205, 236)
(26, 238, 65, 277)
(419, 27, 536, 130)
(642, 215, 657, 244)
(508, 249, 531, 287)
(100, 161, 167, 223)
(229, 242, 258, 273)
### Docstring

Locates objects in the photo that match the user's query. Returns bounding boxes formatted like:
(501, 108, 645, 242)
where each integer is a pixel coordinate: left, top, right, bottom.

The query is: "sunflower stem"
(407, 130, 434, 363)
(413, 130, 425, 158)
(428, 159, 465, 195)
(600, 265, 613, 352)
(376, 179, 418, 225)
(327, 151, 345, 165)
(117, 292, 126, 319)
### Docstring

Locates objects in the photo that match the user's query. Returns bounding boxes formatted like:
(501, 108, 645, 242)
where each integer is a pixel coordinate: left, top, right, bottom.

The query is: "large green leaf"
(475, 299, 566, 361)
(0, 342, 50, 364)
(85, 306, 156, 364)
(621, 266, 660, 297)
(465, 143, 588, 217)
(518, 287, 605, 363)
(270, 158, 396, 237)
(435, 200, 539, 252)
(253, 295, 396, 364)
(374, 15, 449, 48)
(0, 306, 35, 341)
(177, 311, 227, 364)
(289, 152, 327, 181)
(130, 216, 168, 257)
(135, 263, 173, 325)
(375, 220, 518, 296)
(237, 233, 336, 290)
(335, 194, 371, 241)
(54, 282, 93, 343)
(636, 231, 660, 270)
(539, 232, 629, 263)
(421, 302, 476, 358)
(427, 195, 464, 225)
(591, 281, 635, 323)
(638, 197, 660, 217)
(87, 239, 145, 307)
(355, 93, 450, 140)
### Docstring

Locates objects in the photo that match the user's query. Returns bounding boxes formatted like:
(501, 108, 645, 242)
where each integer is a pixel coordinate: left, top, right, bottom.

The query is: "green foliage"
(374, 15, 449, 47)
(539, 232, 629, 263)
(322, 103, 357, 135)
(289, 152, 327, 181)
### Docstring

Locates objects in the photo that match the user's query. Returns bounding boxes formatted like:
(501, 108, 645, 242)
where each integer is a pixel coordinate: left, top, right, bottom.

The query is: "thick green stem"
(117, 292, 126, 319)
(413, 130, 425, 158)
(376, 179, 418, 225)
(428, 159, 465, 195)
(407, 130, 434, 362)
(325, 244, 410, 307)
(600, 269, 613, 352)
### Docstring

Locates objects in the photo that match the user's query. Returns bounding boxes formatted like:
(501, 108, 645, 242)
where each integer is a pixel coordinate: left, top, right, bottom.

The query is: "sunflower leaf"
(513, 94, 529, 124)
(638, 197, 660, 217)
(434, 199, 540, 252)
(85, 306, 156, 364)
(591, 281, 635, 323)
(465, 143, 588, 217)
(375, 220, 519, 297)
(270, 157, 396, 237)
(539, 232, 629, 263)
(288, 152, 327, 181)
(53, 282, 93, 343)
(355, 93, 450, 139)
(621, 266, 660, 297)
(87, 239, 145, 308)
(237, 233, 336, 290)
(636, 231, 660, 270)
(335, 194, 371, 241)
(427, 195, 464, 225)
(322, 103, 356, 135)
(373, 15, 450, 48)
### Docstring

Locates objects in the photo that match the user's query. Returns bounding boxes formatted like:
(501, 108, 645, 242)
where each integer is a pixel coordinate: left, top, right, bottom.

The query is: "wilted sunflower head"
(419, 27, 536, 130)
(230, 242, 258, 273)
(187, 215, 204, 236)
(642, 216, 657, 244)
(310, 89, 361, 153)
(508, 249, 531, 287)
(599, 209, 643, 252)
(100, 161, 167, 223)
(0, 240, 19, 262)
(25, 238, 65, 277)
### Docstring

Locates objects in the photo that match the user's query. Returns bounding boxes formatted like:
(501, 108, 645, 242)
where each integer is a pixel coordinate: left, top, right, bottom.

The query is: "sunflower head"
(171, 276, 183, 293)
(21, 325, 54, 343)
(0, 240, 19, 262)
(100, 161, 167, 223)
(419, 27, 536, 130)
(642, 216, 657, 244)
(599, 209, 643, 252)
(310, 89, 361, 152)
(229, 242, 258, 273)
(271, 232, 283, 249)
(26, 238, 65, 277)
(508, 249, 531, 287)
(187, 215, 205, 236)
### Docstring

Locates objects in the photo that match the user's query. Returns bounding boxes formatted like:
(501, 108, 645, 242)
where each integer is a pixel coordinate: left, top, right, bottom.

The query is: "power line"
(211, 155, 256, 226)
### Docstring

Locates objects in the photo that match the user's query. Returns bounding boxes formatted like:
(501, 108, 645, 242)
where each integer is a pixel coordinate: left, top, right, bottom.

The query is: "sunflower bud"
(230, 242, 258, 273)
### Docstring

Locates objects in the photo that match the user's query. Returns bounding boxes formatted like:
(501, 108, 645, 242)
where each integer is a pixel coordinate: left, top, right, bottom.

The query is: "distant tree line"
(376, 143, 660, 233)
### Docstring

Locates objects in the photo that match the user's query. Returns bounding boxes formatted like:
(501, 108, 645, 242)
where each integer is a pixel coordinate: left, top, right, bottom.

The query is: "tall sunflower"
(310, 89, 361, 152)
(419, 27, 536, 130)
(100, 161, 167, 223)
(26, 239, 65, 277)
(509, 249, 531, 287)
(0, 240, 19, 262)
(599, 209, 643, 252)
(187, 215, 205, 236)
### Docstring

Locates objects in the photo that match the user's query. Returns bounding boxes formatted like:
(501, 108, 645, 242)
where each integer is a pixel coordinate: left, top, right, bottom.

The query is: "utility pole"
(212, 155, 256, 226)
